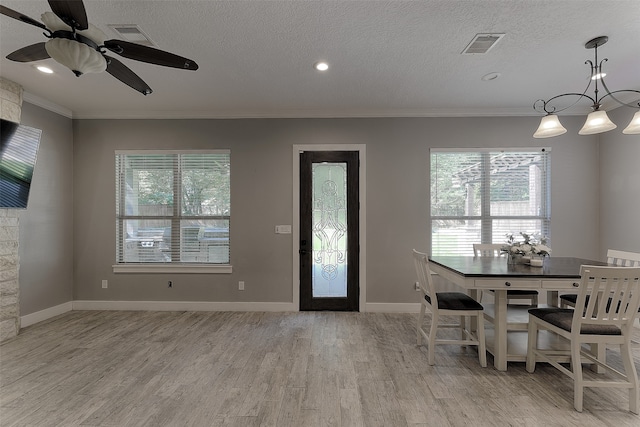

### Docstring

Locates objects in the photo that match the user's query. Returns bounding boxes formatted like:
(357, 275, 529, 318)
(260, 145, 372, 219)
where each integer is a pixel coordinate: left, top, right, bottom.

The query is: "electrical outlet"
(239, 281, 245, 291)
(168, 281, 173, 288)
(102, 280, 108, 289)
(414, 281, 420, 291)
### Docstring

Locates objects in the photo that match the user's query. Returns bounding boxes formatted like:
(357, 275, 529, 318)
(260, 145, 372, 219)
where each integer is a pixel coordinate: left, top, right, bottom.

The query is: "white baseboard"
(72, 300, 297, 312)
(18, 301, 424, 328)
(365, 303, 420, 313)
(20, 301, 73, 328)
(73, 301, 422, 314)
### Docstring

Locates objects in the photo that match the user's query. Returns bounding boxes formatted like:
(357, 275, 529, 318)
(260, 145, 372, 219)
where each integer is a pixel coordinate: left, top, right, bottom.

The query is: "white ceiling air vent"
(107, 25, 156, 47)
(462, 33, 505, 54)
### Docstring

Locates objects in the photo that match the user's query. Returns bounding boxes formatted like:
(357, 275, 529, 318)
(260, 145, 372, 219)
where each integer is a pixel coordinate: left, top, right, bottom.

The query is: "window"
(115, 150, 230, 267)
(430, 148, 550, 256)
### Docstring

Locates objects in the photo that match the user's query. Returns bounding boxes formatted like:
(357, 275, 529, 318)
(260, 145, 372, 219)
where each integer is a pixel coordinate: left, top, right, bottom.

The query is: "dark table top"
(428, 256, 609, 278)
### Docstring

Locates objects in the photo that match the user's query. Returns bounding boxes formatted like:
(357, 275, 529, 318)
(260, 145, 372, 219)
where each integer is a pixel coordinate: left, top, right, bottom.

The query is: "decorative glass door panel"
(312, 162, 348, 297)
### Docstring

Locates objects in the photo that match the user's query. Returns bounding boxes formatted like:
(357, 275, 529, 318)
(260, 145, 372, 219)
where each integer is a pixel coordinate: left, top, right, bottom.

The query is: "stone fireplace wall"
(0, 210, 20, 341)
(0, 77, 23, 342)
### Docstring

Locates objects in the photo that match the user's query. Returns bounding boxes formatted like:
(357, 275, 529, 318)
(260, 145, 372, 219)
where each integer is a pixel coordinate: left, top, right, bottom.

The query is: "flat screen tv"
(1, 118, 42, 209)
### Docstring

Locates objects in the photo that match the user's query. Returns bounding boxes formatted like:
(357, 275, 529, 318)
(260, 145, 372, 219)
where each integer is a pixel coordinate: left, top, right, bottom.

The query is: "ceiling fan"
(0, 0, 198, 95)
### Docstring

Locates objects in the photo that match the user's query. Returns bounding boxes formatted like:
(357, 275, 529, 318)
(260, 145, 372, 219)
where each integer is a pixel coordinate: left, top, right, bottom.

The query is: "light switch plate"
(275, 225, 292, 234)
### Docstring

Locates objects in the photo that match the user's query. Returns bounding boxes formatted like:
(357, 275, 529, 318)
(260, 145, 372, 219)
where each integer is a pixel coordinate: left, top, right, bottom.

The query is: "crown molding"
(22, 93, 636, 121)
(23, 92, 73, 118)
(71, 106, 543, 120)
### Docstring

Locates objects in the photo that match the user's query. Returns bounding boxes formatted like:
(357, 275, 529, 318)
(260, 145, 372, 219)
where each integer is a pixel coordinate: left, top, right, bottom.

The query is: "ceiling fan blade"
(103, 40, 199, 70)
(0, 5, 48, 30)
(6, 43, 50, 62)
(105, 55, 153, 95)
(48, 0, 88, 30)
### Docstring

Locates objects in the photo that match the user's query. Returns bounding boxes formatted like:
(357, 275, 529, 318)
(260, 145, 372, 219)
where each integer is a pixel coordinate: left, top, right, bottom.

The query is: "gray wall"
(599, 107, 640, 255)
(18, 104, 639, 316)
(71, 115, 603, 307)
(18, 103, 74, 315)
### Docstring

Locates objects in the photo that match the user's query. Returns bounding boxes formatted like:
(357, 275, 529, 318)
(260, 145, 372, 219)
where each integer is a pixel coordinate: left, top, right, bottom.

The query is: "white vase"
(529, 258, 544, 267)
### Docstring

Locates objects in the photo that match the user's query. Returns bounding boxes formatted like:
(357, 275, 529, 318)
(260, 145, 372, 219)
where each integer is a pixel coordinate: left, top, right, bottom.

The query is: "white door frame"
(292, 144, 367, 311)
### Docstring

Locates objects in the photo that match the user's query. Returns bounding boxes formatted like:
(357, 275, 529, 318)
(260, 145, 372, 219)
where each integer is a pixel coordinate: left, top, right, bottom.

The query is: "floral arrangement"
(501, 232, 552, 257)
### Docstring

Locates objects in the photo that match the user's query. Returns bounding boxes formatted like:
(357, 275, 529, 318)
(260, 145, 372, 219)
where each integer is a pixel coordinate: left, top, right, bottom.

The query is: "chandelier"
(533, 36, 640, 138)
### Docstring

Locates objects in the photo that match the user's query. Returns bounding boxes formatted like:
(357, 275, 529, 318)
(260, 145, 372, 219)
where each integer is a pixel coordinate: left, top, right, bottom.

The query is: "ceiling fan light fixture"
(533, 114, 567, 138)
(622, 110, 640, 134)
(40, 11, 70, 32)
(578, 110, 617, 135)
(45, 38, 106, 76)
(77, 23, 107, 46)
(2, 0, 198, 95)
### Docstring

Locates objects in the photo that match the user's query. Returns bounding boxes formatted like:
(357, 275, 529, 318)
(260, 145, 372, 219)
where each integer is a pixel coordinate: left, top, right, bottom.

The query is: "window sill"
(112, 264, 232, 274)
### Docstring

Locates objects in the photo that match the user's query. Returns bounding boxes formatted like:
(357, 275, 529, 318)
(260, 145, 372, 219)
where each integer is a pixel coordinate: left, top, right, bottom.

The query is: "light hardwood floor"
(1, 311, 639, 426)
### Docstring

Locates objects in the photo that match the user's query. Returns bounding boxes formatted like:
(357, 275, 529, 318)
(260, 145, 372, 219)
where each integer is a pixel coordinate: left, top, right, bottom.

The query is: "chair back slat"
(582, 277, 601, 319)
(608, 281, 626, 320)
(607, 249, 640, 267)
(413, 250, 435, 299)
(473, 244, 504, 258)
(574, 266, 640, 332)
(599, 274, 619, 319)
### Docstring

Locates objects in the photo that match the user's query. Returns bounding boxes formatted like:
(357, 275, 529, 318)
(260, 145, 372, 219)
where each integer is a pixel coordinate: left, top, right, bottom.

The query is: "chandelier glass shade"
(533, 114, 567, 138)
(578, 110, 617, 135)
(623, 111, 640, 134)
(533, 36, 640, 138)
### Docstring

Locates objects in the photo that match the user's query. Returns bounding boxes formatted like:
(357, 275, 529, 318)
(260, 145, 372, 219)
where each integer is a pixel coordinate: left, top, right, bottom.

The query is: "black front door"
(299, 151, 359, 311)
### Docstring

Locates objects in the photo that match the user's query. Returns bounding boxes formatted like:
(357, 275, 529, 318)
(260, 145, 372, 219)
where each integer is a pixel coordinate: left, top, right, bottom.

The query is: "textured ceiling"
(1, 0, 639, 119)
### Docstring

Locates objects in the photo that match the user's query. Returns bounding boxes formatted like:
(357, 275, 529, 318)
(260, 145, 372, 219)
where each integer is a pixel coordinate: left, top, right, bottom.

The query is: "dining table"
(427, 255, 608, 371)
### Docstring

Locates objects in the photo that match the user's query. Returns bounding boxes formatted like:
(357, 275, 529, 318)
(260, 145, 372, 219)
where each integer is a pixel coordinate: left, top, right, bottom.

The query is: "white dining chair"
(560, 249, 640, 308)
(526, 265, 640, 413)
(558, 249, 640, 371)
(473, 243, 539, 306)
(413, 249, 487, 367)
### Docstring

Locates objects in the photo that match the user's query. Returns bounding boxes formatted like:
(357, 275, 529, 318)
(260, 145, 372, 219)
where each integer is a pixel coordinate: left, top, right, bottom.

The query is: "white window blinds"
(115, 150, 230, 264)
(430, 148, 551, 256)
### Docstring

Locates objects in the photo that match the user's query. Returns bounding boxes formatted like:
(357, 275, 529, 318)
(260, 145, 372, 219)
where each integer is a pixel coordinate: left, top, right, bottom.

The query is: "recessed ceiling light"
(36, 65, 54, 74)
(481, 72, 501, 81)
(314, 62, 329, 71)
